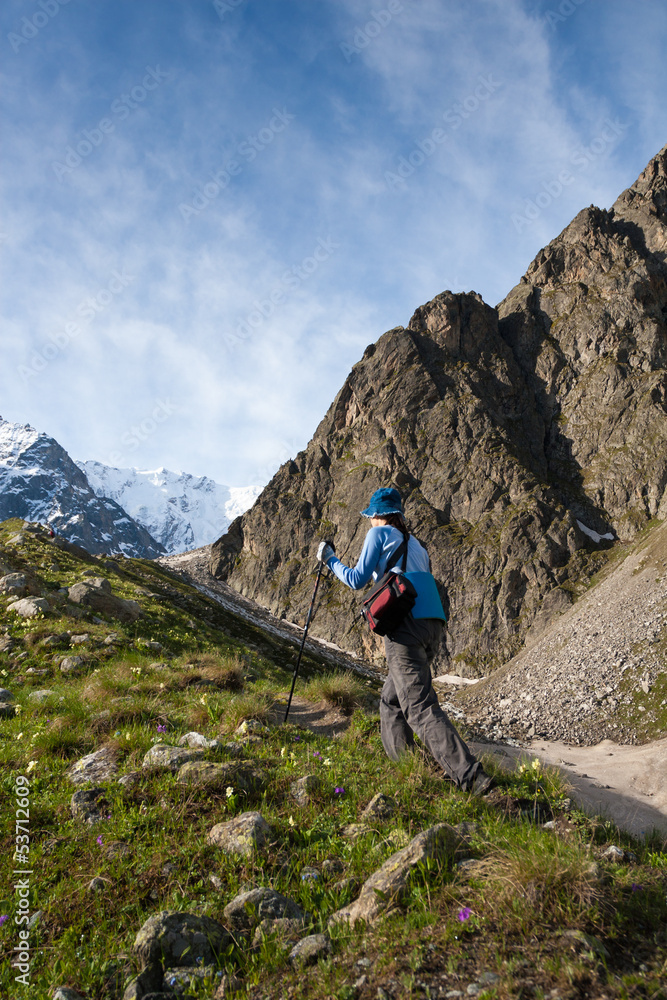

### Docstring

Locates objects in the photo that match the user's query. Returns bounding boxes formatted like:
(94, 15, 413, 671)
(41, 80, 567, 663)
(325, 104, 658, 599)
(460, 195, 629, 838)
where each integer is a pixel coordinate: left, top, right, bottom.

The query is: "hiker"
(317, 487, 493, 795)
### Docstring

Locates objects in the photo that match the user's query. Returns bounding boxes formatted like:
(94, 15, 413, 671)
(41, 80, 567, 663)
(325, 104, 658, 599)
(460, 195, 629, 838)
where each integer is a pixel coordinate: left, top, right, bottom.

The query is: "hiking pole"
(284, 542, 333, 724)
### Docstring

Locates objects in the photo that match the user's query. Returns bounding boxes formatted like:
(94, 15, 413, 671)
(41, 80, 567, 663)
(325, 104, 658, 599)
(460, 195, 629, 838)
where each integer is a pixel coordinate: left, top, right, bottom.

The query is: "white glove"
(317, 541, 335, 565)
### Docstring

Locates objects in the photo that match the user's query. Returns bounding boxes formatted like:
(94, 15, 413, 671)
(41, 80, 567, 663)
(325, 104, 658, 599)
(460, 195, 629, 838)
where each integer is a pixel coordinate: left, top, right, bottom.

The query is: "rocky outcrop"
(210, 145, 667, 675)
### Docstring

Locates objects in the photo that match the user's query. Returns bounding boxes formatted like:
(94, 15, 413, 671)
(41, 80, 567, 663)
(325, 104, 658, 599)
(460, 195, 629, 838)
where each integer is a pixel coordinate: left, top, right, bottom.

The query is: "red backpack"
(360, 533, 417, 636)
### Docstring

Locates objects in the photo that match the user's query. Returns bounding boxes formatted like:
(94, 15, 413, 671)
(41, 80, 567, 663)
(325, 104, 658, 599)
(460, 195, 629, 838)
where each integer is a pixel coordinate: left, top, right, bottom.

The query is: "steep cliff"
(210, 144, 667, 675)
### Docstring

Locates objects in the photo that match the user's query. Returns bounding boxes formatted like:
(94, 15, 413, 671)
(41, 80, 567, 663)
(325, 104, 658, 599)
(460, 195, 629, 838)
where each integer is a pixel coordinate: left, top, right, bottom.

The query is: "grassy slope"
(0, 519, 665, 1000)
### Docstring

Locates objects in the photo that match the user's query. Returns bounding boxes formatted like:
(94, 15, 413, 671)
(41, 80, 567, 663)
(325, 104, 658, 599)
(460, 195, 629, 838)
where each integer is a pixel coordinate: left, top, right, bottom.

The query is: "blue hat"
(361, 487, 404, 518)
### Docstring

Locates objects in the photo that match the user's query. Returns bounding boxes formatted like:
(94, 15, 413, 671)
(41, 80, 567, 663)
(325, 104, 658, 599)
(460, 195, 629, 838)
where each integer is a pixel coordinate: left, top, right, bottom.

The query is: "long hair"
(377, 512, 409, 536)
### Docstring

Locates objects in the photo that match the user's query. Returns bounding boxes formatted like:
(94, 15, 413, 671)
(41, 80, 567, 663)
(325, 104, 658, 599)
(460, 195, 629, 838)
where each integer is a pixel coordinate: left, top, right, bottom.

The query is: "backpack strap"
(384, 532, 410, 574)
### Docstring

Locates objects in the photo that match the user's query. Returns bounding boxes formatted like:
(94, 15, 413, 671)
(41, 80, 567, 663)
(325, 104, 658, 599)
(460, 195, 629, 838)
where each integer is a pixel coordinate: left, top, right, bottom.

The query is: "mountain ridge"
(210, 142, 667, 676)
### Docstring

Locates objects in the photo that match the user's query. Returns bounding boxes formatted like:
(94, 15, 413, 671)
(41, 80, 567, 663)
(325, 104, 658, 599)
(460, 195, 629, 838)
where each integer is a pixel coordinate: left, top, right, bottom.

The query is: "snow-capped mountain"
(0, 416, 164, 558)
(78, 462, 261, 555)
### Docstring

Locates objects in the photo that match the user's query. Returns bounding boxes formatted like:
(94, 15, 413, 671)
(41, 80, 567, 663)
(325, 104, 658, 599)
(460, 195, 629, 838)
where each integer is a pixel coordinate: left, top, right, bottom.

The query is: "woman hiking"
(317, 487, 493, 795)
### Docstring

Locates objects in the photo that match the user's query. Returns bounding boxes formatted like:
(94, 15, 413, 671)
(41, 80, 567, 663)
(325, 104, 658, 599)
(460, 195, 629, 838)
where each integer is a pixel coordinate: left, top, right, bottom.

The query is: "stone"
(176, 761, 266, 793)
(177, 731, 222, 749)
(71, 787, 107, 824)
(68, 747, 119, 785)
(329, 823, 462, 927)
(117, 771, 142, 788)
(289, 933, 331, 967)
(322, 858, 345, 876)
(133, 911, 232, 968)
(340, 823, 371, 841)
(60, 655, 86, 675)
(162, 964, 216, 993)
(602, 844, 625, 861)
(88, 877, 106, 892)
(122, 962, 164, 1000)
(41, 633, 71, 649)
(53, 988, 87, 1000)
(361, 792, 397, 821)
(290, 774, 321, 806)
(0, 688, 14, 703)
(142, 745, 204, 772)
(70, 633, 91, 645)
(7, 597, 49, 617)
(224, 887, 305, 934)
(560, 929, 609, 958)
(235, 719, 269, 736)
(0, 636, 15, 653)
(207, 812, 274, 857)
(213, 973, 244, 999)
(0, 572, 28, 597)
(252, 917, 306, 946)
(105, 841, 133, 860)
(28, 689, 56, 703)
(68, 581, 141, 623)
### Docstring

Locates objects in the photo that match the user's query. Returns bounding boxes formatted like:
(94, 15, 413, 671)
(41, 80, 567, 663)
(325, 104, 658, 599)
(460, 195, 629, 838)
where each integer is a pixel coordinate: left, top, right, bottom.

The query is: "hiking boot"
(468, 770, 495, 797)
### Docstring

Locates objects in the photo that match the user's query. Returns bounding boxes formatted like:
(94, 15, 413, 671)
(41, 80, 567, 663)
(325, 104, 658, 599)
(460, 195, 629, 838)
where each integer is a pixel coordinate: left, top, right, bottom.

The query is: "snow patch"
(576, 520, 615, 544)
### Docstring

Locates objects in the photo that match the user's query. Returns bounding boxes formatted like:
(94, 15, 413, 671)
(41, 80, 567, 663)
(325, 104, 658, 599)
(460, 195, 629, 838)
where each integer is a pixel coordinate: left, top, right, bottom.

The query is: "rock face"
(210, 145, 667, 675)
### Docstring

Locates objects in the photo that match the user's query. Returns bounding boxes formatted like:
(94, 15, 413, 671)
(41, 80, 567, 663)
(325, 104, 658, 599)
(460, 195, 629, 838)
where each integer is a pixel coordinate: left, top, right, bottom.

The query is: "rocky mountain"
(210, 143, 667, 676)
(78, 461, 260, 555)
(0, 417, 165, 558)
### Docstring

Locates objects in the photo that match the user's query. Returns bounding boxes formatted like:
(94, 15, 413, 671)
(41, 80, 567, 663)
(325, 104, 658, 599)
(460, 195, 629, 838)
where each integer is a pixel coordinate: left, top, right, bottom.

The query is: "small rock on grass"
(361, 792, 397, 821)
(68, 747, 118, 785)
(142, 744, 204, 772)
(290, 774, 321, 806)
(70, 787, 106, 824)
(53, 988, 87, 1000)
(252, 917, 305, 946)
(177, 731, 221, 749)
(213, 973, 244, 999)
(28, 688, 56, 702)
(223, 887, 305, 934)
(176, 760, 266, 793)
(7, 597, 49, 617)
(208, 812, 273, 857)
(133, 910, 232, 968)
(88, 877, 106, 892)
(329, 823, 461, 928)
(289, 933, 331, 967)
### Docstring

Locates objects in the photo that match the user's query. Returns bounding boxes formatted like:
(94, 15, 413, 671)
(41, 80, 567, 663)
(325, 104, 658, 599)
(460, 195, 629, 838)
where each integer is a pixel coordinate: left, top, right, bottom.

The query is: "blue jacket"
(326, 525, 446, 621)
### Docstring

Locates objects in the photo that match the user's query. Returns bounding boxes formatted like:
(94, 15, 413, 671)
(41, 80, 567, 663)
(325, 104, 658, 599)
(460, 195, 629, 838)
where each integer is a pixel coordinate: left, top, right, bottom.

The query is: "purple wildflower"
(631, 883, 643, 892)
(96, 835, 103, 847)
(458, 907, 472, 921)
(0, 915, 9, 927)
(157, 724, 166, 733)
(334, 787, 344, 795)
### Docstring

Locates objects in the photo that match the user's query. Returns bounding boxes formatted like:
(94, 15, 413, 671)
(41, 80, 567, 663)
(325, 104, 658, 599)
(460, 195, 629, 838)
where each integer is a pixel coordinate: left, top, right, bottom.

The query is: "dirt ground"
(472, 737, 667, 839)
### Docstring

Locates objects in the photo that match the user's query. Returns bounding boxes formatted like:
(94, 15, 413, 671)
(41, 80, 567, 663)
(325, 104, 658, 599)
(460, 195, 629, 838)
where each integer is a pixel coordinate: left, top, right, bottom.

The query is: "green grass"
(1, 519, 666, 999)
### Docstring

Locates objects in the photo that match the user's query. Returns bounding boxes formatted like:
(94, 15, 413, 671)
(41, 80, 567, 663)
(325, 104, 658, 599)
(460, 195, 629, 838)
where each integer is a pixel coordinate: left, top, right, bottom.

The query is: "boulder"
(68, 581, 141, 622)
(133, 911, 232, 968)
(0, 572, 28, 597)
(7, 597, 49, 618)
(329, 823, 461, 927)
(207, 812, 273, 857)
(223, 887, 305, 934)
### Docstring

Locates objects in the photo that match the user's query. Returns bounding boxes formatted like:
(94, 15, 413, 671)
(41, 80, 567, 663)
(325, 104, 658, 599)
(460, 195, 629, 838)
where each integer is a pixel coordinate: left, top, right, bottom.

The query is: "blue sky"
(2, 0, 666, 487)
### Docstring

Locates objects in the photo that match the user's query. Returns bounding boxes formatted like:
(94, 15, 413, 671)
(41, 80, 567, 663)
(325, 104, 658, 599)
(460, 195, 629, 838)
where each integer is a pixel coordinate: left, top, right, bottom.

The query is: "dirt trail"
(160, 545, 667, 839)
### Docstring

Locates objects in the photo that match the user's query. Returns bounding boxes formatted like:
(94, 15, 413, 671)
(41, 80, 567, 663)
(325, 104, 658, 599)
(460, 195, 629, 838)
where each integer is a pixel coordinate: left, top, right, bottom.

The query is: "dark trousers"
(381, 616, 481, 788)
